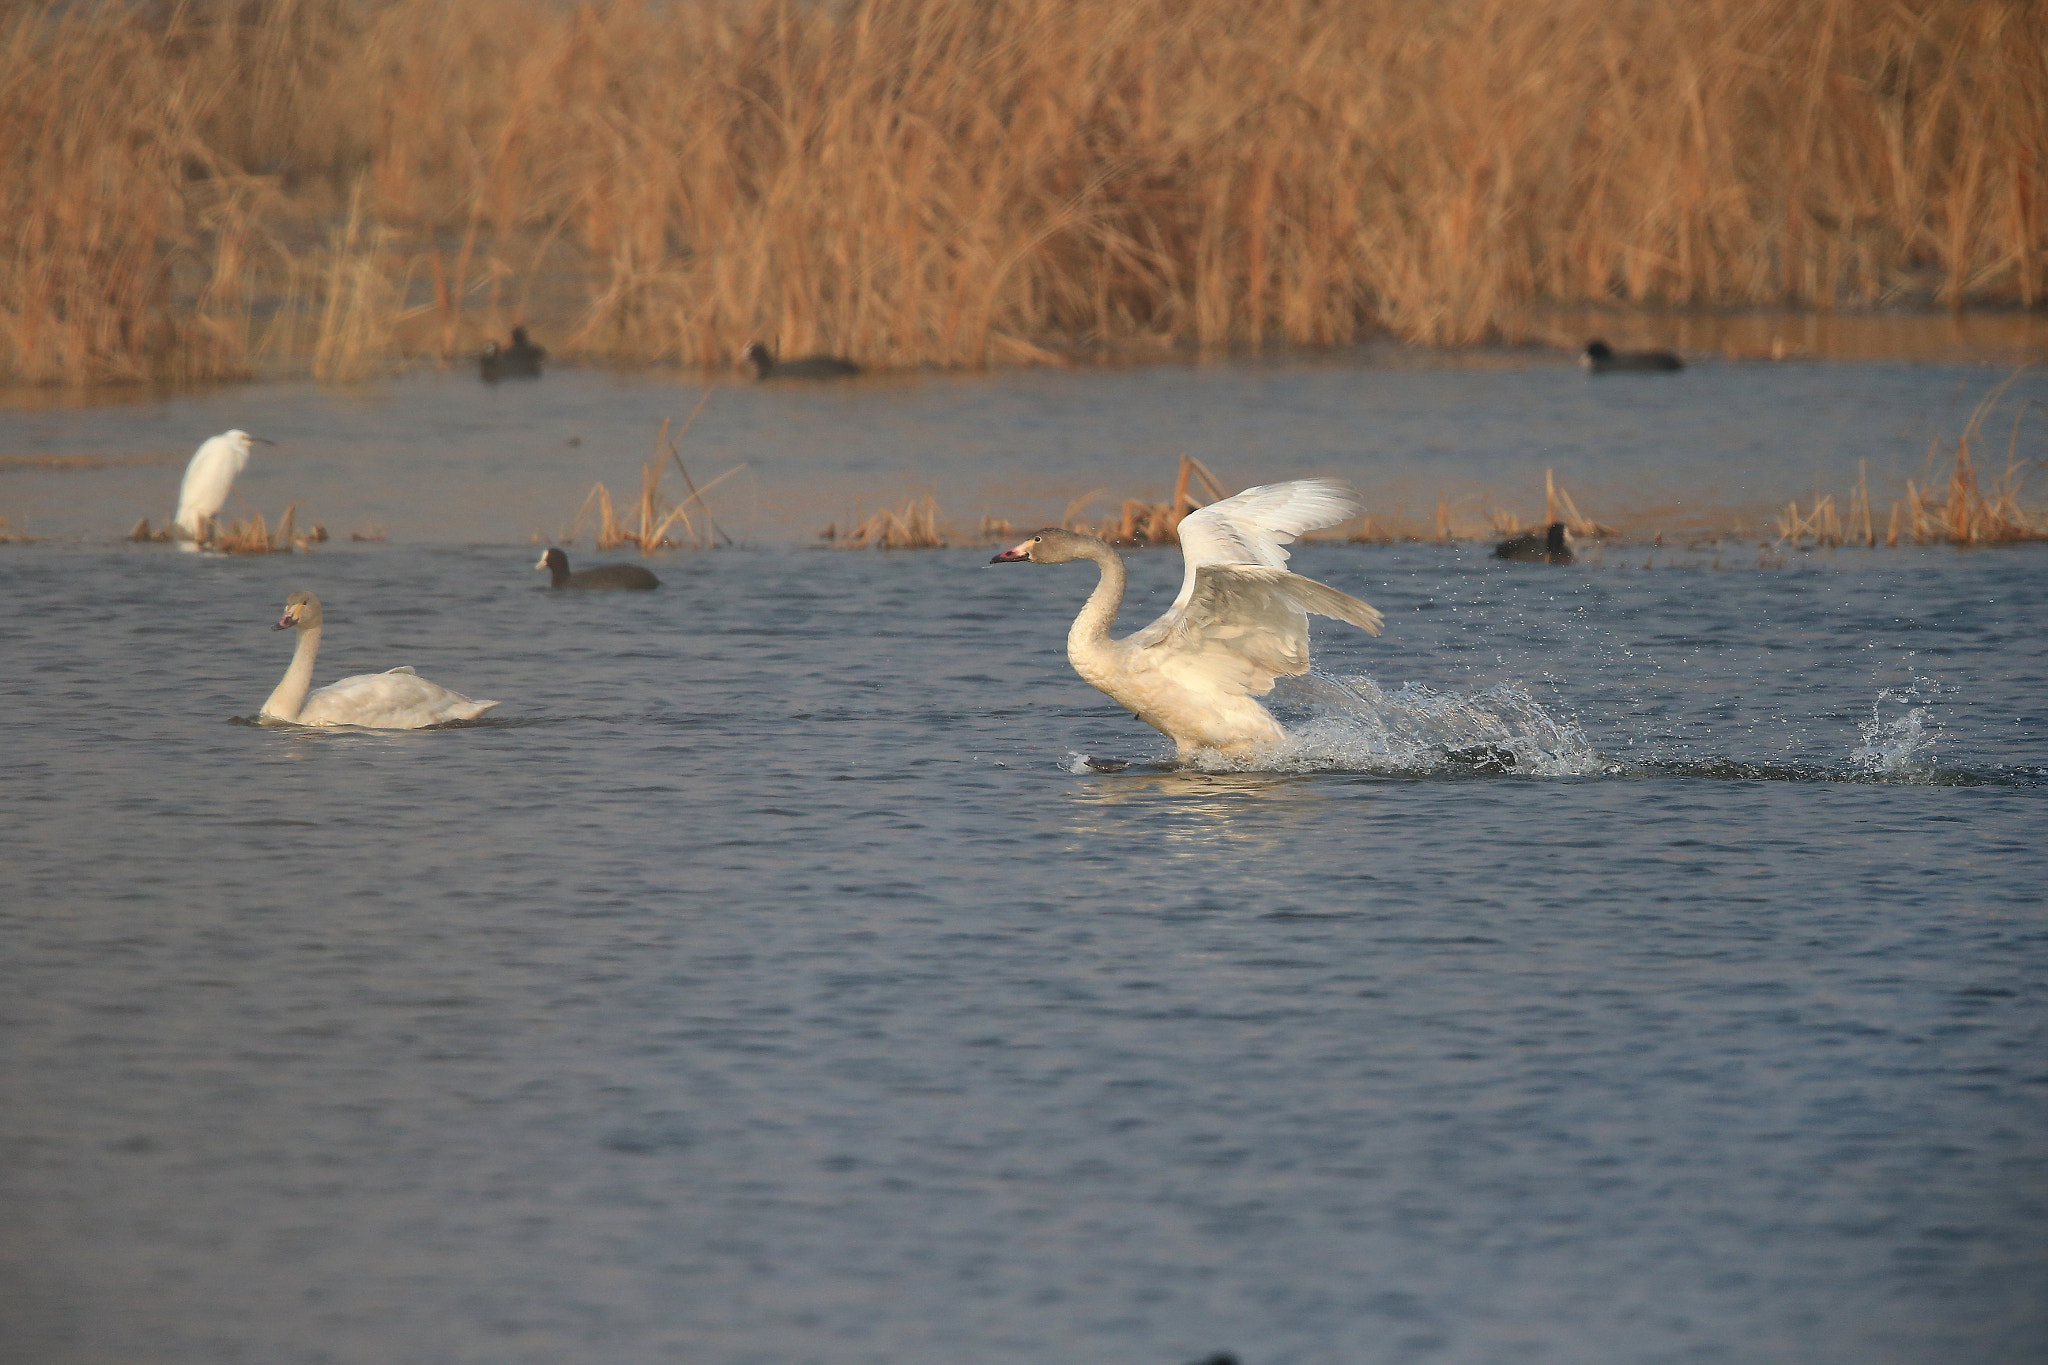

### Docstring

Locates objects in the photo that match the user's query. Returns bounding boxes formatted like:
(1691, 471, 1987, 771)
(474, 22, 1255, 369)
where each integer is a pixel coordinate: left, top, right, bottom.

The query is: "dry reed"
(1781, 372, 2045, 547)
(826, 495, 949, 549)
(1060, 456, 1228, 545)
(558, 406, 744, 552)
(212, 504, 323, 553)
(5, 0, 2042, 383)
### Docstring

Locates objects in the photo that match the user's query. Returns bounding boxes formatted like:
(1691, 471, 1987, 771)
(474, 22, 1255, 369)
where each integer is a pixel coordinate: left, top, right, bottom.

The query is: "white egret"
(989, 478, 1383, 760)
(174, 430, 274, 540)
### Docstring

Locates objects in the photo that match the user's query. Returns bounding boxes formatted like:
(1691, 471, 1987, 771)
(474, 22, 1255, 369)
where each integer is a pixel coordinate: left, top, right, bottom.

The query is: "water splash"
(1851, 683, 1940, 779)
(1258, 673, 1608, 776)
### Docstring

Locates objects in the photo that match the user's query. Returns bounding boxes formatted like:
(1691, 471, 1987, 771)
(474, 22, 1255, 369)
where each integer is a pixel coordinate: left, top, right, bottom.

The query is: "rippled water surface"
(3, 356, 2046, 1365)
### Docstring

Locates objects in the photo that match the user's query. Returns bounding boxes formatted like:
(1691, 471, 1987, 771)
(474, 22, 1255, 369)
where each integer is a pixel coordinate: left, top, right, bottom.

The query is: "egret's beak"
(989, 545, 1031, 564)
(250, 436, 278, 446)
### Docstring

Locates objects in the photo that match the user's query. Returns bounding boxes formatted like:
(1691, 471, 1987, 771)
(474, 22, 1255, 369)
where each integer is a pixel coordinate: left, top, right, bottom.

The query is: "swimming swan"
(991, 478, 1383, 760)
(259, 591, 500, 728)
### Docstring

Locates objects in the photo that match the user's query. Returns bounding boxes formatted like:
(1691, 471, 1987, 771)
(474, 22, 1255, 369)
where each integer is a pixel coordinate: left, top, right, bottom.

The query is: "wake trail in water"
(1065, 673, 2032, 786)
(1263, 672, 1607, 776)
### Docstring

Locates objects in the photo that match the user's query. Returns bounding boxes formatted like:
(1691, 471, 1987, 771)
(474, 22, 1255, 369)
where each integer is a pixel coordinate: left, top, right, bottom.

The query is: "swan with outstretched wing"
(991, 478, 1382, 760)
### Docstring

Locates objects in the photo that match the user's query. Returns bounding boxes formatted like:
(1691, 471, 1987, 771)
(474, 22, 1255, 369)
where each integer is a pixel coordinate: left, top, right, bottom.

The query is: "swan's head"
(990, 528, 1096, 565)
(1582, 339, 1614, 366)
(537, 547, 568, 573)
(739, 341, 772, 376)
(273, 590, 322, 631)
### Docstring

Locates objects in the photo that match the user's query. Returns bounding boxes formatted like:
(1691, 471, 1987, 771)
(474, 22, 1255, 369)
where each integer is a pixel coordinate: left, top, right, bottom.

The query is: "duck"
(1583, 338, 1683, 373)
(480, 326, 546, 381)
(740, 341, 861, 380)
(535, 547, 660, 590)
(173, 429, 276, 541)
(990, 478, 1383, 761)
(259, 592, 500, 728)
(1494, 522, 1575, 564)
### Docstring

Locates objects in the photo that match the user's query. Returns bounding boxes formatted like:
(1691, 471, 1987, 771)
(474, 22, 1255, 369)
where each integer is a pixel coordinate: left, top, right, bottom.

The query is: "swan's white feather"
(1170, 477, 1361, 608)
(295, 670, 497, 728)
(1127, 564, 1384, 700)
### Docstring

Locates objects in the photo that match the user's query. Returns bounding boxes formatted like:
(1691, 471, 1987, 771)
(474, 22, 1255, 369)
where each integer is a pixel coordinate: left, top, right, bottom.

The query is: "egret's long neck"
(1065, 539, 1127, 669)
(261, 624, 320, 722)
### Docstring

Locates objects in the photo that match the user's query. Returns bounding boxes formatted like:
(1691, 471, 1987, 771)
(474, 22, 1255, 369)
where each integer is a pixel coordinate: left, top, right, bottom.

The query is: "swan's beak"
(990, 543, 1031, 564)
(272, 609, 295, 630)
(535, 552, 549, 570)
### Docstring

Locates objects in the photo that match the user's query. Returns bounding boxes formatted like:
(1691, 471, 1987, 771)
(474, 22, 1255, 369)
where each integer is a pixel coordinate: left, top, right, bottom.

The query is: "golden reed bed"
(2, 0, 2042, 384)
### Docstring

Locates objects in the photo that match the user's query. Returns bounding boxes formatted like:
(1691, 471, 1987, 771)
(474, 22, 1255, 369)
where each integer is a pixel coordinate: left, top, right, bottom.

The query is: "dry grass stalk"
(831, 495, 948, 549)
(1542, 470, 1615, 539)
(9, 0, 2043, 382)
(556, 400, 742, 552)
(1777, 494, 1842, 545)
(1784, 373, 2042, 546)
(1849, 460, 1876, 546)
(211, 504, 316, 554)
(1062, 455, 1226, 544)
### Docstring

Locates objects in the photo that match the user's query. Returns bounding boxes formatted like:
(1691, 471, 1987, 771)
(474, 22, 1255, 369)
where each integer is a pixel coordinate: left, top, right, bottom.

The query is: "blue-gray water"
(2, 354, 2045, 1365)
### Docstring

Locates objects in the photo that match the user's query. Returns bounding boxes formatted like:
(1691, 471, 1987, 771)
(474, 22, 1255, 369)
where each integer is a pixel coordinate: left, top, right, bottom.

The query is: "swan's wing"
(381, 666, 418, 675)
(1172, 478, 1361, 607)
(1130, 564, 1383, 698)
(298, 671, 497, 728)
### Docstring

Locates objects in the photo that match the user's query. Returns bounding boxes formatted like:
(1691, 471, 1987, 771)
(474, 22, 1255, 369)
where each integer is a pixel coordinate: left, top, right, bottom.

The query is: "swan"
(1494, 522, 1575, 564)
(174, 430, 275, 540)
(536, 547, 660, 590)
(990, 478, 1384, 760)
(259, 591, 500, 728)
(480, 326, 546, 381)
(1583, 338, 1683, 373)
(740, 341, 861, 380)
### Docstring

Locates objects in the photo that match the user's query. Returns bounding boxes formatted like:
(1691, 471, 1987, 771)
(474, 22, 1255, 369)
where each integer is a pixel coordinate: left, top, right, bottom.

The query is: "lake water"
(2, 351, 2045, 1365)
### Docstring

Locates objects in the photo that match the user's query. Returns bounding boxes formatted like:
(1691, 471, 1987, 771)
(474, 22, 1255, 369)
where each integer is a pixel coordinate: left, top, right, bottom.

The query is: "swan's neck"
(1065, 539, 1127, 672)
(261, 624, 320, 722)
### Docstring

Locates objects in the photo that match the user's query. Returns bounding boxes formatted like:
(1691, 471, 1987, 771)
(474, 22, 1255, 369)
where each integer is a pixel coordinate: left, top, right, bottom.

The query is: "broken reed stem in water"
(9, 0, 2045, 383)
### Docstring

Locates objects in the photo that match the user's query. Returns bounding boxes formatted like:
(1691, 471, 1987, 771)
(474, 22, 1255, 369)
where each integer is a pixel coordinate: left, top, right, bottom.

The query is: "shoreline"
(1, 308, 2043, 410)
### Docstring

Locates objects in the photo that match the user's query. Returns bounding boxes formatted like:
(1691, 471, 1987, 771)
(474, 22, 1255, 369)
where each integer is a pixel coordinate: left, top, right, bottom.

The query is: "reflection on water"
(1062, 769, 1339, 854)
